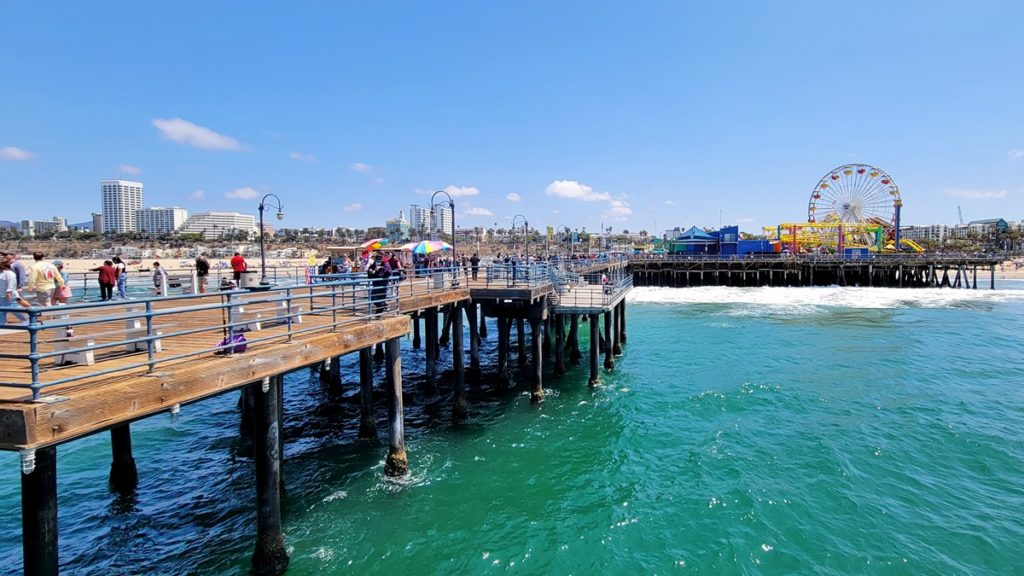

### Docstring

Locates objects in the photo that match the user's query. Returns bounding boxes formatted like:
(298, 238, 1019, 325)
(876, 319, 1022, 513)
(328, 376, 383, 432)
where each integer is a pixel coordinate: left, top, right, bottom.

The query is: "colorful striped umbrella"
(409, 240, 452, 254)
(359, 238, 389, 254)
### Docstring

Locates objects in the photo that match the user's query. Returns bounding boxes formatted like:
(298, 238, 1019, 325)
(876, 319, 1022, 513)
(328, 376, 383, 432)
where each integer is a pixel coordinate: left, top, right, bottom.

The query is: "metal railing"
(627, 253, 1001, 264)
(0, 274, 434, 399)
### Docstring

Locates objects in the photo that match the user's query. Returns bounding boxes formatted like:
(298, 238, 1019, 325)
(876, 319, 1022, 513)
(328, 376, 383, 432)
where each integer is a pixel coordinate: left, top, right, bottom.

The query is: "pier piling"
(568, 314, 581, 364)
(554, 314, 566, 377)
(411, 313, 421, 349)
(530, 317, 544, 403)
(108, 424, 138, 493)
(452, 304, 468, 422)
(619, 302, 627, 344)
(516, 318, 527, 367)
(384, 338, 409, 477)
(497, 317, 510, 387)
(22, 446, 58, 576)
(466, 302, 480, 378)
(603, 311, 615, 371)
(588, 313, 600, 387)
(425, 308, 438, 394)
(251, 376, 289, 576)
(358, 348, 376, 438)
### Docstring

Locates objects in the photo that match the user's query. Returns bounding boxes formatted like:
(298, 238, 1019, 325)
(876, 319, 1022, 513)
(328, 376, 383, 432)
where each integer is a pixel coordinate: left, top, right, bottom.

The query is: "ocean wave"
(627, 286, 1024, 311)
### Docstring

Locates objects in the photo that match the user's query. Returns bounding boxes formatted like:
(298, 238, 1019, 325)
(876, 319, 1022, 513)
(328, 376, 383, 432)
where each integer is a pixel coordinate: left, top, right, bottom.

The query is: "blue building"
(666, 225, 772, 256)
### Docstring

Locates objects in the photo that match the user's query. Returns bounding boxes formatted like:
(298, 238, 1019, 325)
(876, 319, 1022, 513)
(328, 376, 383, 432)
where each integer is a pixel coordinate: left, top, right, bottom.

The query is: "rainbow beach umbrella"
(409, 240, 452, 255)
(359, 238, 389, 254)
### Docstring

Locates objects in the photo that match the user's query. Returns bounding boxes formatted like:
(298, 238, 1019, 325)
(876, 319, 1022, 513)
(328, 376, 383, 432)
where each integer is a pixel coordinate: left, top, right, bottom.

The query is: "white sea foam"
(628, 286, 1024, 311)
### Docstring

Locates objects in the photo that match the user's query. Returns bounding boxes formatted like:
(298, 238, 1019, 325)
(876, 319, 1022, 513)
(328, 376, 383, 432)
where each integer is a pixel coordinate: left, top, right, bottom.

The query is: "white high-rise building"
(135, 207, 189, 234)
(409, 205, 431, 237)
(179, 211, 257, 240)
(409, 203, 453, 238)
(100, 180, 144, 233)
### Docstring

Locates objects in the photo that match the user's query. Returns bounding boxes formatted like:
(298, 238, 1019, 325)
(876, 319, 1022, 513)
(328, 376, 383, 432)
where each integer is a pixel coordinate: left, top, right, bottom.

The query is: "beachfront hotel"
(134, 206, 188, 234)
(100, 179, 144, 233)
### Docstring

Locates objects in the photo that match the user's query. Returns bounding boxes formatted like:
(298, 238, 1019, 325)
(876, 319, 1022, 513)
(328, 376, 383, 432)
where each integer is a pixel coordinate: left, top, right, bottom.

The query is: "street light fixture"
(258, 193, 285, 285)
(431, 189, 456, 265)
(512, 214, 529, 263)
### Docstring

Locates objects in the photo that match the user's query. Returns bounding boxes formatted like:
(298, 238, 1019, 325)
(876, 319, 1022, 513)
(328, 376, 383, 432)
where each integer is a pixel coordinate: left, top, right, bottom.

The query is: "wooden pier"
(0, 262, 629, 576)
(628, 255, 1001, 289)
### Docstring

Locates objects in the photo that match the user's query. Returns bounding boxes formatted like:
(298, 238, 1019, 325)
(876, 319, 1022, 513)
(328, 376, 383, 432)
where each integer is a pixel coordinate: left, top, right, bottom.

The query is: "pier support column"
(516, 318, 527, 367)
(358, 348, 376, 438)
(612, 305, 622, 356)
(479, 308, 488, 339)
(554, 314, 566, 377)
(466, 301, 480, 378)
(530, 317, 544, 403)
(614, 301, 622, 340)
(588, 314, 600, 387)
(373, 342, 384, 362)
(384, 338, 409, 477)
(411, 313, 421, 349)
(496, 317, 510, 387)
(603, 311, 615, 371)
(439, 307, 452, 347)
(240, 385, 255, 438)
(109, 423, 138, 492)
(542, 316, 552, 362)
(991, 264, 996, 290)
(252, 376, 289, 576)
(327, 356, 343, 397)
(452, 304, 468, 423)
(425, 308, 438, 394)
(568, 314, 582, 364)
(22, 446, 58, 576)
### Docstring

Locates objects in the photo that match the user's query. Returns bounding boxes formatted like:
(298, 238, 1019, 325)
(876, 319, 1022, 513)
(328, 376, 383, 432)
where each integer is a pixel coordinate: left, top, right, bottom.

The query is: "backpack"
(215, 332, 248, 355)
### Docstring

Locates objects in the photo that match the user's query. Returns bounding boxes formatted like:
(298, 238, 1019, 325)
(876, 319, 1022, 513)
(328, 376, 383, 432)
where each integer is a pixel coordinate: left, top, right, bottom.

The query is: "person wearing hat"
(51, 260, 72, 305)
(1, 251, 28, 290)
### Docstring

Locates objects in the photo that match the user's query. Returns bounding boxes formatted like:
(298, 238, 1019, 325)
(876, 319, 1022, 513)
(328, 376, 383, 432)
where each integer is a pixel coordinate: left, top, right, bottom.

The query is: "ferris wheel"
(808, 164, 901, 228)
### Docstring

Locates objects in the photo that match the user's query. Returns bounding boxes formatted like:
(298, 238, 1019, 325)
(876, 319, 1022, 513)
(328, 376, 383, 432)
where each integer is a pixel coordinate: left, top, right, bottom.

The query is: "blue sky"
(2, 1, 1023, 234)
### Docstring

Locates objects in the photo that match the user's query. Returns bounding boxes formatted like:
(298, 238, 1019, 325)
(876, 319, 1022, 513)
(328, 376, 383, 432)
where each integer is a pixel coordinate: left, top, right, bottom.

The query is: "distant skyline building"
(100, 179, 144, 233)
(179, 211, 257, 240)
(91, 212, 103, 234)
(432, 204, 454, 237)
(385, 210, 410, 244)
(19, 216, 67, 238)
(134, 207, 188, 234)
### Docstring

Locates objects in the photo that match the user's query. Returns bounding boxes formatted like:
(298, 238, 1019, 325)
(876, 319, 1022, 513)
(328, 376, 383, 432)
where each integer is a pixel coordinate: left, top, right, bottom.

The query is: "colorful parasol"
(408, 240, 452, 254)
(359, 238, 389, 253)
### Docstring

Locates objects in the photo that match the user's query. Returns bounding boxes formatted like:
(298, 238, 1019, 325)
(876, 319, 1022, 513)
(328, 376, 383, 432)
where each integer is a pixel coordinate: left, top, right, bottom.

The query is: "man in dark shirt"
(195, 253, 210, 293)
(470, 253, 480, 280)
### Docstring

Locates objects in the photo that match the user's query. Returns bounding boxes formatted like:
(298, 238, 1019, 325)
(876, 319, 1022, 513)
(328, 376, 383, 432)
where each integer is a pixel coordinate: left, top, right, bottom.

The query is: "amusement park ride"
(766, 163, 924, 254)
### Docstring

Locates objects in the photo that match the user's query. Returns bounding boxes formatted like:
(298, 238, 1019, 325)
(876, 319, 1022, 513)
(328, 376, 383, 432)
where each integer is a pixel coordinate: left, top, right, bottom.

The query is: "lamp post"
(431, 190, 456, 264)
(512, 214, 529, 263)
(258, 193, 285, 285)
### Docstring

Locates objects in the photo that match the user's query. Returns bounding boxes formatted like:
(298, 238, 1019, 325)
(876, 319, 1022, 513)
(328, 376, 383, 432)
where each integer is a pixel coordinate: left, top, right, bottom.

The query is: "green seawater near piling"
(1, 284, 1023, 574)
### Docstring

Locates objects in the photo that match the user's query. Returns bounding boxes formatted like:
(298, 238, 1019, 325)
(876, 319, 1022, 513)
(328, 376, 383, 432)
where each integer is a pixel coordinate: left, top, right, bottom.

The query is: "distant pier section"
(628, 255, 1002, 289)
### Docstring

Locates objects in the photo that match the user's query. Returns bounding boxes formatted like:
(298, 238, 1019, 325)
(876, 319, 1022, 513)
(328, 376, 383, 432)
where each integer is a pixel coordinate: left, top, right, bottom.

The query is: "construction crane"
(958, 205, 964, 225)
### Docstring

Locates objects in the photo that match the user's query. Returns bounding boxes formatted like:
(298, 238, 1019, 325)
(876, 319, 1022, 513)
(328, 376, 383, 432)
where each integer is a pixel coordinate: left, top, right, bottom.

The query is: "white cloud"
(663, 199, 675, 206)
(1010, 150, 1024, 159)
(0, 146, 34, 161)
(152, 118, 246, 151)
(225, 186, 260, 200)
(464, 206, 494, 216)
(289, 152, 317, 163)
(344, 203, 363, 213)
(506, 193, 522, 202)
(350, 162, 372, 172)
(603, 198, 632, 221)
(545, 180, 610, 202)
(443, 185, 480, 197)
(945, 187, 1008, 200)
(190, 189, 206, 200)
(119, 164, 141, 175)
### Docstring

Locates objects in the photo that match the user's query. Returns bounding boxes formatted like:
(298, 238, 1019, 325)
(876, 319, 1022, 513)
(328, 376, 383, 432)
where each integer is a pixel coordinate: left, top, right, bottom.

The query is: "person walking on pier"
(366, 252, 390, 315)
(152, 262, 168, 296)
(112, 256, 129, 299)
(27, 252, 64, 307)
(90, 260, 117, 301)
(230, 252, 247, 282)
(2, 251, 28, 291)
(470, 253, 480, 280)
(195, 253, 210, 293)
(0, 261, 29, 325)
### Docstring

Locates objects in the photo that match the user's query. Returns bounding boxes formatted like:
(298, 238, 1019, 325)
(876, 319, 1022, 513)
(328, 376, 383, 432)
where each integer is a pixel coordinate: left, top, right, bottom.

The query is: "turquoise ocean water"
(1, 282, 1023, 575)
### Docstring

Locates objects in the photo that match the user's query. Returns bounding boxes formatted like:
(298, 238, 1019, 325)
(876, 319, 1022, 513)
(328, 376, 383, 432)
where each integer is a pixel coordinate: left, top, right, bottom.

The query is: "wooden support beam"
(529, 317, 543, 404)
(384, 338, 408, 477)
(327, 356, 343, 397)
(358, 348, 375, 438)
(612, 305, 622, 356)
(439, 307, 452, 347)
(588, 314, 600, 387)
(424, 308, 438, 395)
(251, 375, 288, 576)
(619, 302, 627, 344)
(411, 313, 421, 349)
(553, 314, 565, 377)
(478, 308, 488, 339)
(516, 318, 527, 367)
(568, 314, 581, 364)
(603, 311, 615, 371)
(108, 423, 138, 493)
(22, 445, 58, 576)
(466, 301, 480, 379)
(452, 304, 467, 423)
(497, 317, 510, 388)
